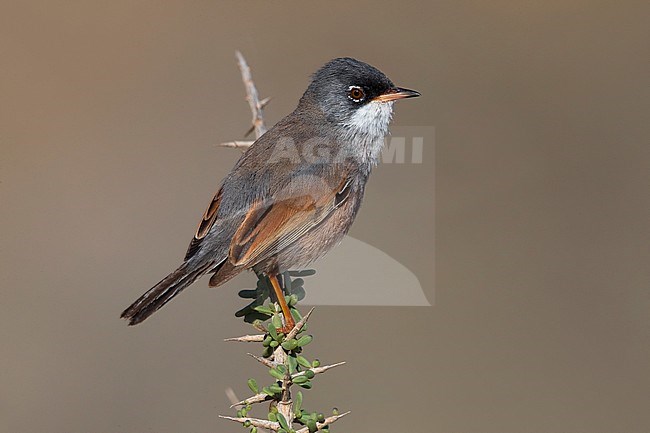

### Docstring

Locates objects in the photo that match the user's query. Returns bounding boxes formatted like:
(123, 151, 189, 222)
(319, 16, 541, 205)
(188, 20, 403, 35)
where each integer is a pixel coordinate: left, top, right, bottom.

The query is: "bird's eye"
(348, 86, 365, 102)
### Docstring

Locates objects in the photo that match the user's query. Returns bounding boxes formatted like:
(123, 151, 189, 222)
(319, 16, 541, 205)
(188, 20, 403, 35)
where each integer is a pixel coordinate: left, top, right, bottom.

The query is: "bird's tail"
(120, 260, 215, 326)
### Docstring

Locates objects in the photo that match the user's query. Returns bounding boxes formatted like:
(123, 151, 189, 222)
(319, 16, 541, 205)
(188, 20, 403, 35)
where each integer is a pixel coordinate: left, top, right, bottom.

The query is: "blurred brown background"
(1, 1, 648, 432)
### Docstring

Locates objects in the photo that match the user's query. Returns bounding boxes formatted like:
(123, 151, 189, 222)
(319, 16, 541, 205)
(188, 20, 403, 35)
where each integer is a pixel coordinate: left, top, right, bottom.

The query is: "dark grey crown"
(299, 57, 395, 123)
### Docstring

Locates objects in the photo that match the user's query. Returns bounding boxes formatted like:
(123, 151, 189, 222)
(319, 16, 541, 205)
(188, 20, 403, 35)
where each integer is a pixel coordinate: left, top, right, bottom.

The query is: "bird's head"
(300, 57, 420, 138)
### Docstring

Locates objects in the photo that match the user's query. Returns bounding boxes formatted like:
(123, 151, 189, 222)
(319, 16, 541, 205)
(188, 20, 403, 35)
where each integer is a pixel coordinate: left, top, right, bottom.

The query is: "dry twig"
(291, 361, 346, 379)
(224, 334, 265, 343)
(294, 412, 350, 433)
(217, 51, 268, 148)
(247, 352, 276, 368)
(219, 415, 279, 431)
(285, 307, 315, 341)
(218, 140, 255, 149)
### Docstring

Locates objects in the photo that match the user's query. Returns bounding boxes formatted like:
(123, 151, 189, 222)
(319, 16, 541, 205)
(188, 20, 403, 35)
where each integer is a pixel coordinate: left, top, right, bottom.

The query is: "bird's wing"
(228, 174, 353, 267)
(185, 186, 223, 260)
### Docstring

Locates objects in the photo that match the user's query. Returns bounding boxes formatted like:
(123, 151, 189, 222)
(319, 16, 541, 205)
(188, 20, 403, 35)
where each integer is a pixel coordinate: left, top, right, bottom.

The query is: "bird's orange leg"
(269, 273, 295, 334)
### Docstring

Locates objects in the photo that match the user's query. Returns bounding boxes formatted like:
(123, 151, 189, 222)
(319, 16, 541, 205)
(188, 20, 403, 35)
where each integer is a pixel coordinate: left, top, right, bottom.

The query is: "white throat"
(345, 100, 394, 138)
(341, 100, 394, 165)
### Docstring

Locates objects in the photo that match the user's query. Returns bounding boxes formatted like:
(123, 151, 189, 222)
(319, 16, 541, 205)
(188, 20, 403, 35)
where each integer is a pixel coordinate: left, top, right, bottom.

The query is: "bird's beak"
(374, 87, 421, 102)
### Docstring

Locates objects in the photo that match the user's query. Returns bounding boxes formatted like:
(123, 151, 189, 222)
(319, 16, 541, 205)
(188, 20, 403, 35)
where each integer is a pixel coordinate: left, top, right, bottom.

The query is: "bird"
(121, 57, 420, 330)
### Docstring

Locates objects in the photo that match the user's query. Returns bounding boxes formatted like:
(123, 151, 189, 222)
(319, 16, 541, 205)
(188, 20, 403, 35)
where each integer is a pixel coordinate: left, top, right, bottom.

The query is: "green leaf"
(296, 355, 311, 369)
(298, 380, 312, 389)
(304, 369, 315, 379)
(271, 314, 283, 330)
(296, 335, 313, 347)
(292, 375, 309, 385)
(247, 378, 259, 394)
(268, 324, 278, 342)
(253, 305, 274, 315)
(290, 308, 303, 324)
(269, 368, 284, 380)
(277, 413, 290, 431)
(281, 339, 299, 351)
(294, 391, 303, 414)
(307, 419, 318, 433)
(269, 384, 282, 394)
(288, 355, 298, 373)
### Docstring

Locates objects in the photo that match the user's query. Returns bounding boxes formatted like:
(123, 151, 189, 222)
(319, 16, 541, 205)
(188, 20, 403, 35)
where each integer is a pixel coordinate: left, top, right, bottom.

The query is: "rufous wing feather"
(228, 176, 352, 267)
(229, 196, 316, 266)
(185, 187, 223, 260)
